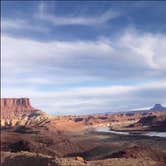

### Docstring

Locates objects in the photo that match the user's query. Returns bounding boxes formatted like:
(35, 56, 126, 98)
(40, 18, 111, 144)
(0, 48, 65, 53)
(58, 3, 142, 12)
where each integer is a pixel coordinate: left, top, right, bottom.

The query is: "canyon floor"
(1, 99, 166, 165)
(1, 119, 166, 166)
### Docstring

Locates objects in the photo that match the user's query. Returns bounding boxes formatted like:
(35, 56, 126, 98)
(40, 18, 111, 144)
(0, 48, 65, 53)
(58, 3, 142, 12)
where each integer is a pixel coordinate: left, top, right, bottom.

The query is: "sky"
(1, 1, 166, 115)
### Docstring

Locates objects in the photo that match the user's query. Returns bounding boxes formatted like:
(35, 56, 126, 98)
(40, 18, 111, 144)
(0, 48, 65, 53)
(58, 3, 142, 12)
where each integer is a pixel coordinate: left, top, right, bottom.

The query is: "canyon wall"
(1, 98, 35, 118)
(1, 98, 49, 127)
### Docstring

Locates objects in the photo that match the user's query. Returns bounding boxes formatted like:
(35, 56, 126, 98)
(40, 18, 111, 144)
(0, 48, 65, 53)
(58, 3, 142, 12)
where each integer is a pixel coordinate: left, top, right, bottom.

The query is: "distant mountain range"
(127, 104, 166, 114)
(104, 104, 166, 116)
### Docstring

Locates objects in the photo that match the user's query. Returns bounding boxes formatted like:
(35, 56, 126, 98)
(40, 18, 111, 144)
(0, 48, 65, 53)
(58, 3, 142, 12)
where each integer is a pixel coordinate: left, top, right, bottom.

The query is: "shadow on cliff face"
(1, 151, 86, 166)
(65, 145, 166, 163)
(14, 126, 39, 134)
(8, 140, 31, 152)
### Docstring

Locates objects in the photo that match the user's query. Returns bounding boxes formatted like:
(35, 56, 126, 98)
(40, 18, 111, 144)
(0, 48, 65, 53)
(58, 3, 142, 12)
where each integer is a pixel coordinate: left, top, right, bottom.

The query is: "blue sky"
(1, 1, 166, 115)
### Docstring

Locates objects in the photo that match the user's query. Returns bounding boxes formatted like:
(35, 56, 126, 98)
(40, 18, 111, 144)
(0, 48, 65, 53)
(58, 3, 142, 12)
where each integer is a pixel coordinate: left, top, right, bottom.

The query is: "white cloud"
(118, 30, 166, 69)
(1, 29, 166, 114)
(2, 81, 166, 115)
(2, 30, 166, 80)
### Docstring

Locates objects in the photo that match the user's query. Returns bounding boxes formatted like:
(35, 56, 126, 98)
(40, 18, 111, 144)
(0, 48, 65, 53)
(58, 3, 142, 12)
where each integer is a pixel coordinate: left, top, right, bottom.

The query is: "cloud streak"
(37, 2, 120, 26)
(38, 10, 120, 26)
(1, 18, 49, 33)
(1, 2, 121, 36)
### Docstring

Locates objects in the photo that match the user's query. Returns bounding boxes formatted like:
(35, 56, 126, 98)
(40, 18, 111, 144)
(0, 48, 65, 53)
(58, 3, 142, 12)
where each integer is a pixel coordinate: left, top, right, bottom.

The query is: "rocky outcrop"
(89, 145, 166, 166)
(1, 98, 49, 127)
(1, 98, 34, 118)
(150, 104, 166, 111)
(127, 113, 166, 131)
(1, 151, 86, 166)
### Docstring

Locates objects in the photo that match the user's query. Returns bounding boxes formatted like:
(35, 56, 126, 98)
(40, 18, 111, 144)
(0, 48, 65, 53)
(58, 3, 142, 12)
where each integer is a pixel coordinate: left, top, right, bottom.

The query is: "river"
(95, 127, 166, 138)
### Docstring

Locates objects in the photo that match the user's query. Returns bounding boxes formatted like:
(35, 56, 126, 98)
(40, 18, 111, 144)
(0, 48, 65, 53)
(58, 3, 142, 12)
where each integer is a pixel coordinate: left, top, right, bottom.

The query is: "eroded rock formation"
(1, 98, 49, 127)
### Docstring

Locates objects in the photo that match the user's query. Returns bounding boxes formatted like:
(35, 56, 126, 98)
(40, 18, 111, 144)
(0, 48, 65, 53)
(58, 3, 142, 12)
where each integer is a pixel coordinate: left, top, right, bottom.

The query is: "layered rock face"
(1, 98, 34, 118)
(1, 98, 49, 127)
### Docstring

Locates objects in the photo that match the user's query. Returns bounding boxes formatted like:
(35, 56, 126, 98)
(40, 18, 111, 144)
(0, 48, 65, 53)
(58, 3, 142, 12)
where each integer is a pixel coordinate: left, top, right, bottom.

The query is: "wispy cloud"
(1, 18, 49, 33)
(38, 10, 120, 26)
(1, 2, 121, 37)
(37, 2, 120, 26)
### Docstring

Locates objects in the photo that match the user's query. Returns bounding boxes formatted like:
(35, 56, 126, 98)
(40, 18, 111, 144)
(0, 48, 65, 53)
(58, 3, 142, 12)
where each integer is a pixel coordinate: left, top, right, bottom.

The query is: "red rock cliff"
(1, 98, 49, 127)
(1, 98, 36, 120)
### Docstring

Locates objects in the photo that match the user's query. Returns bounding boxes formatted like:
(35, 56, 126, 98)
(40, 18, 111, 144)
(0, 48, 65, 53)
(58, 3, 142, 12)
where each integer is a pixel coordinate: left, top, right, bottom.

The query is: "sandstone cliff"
(1, 98, 49, 127)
